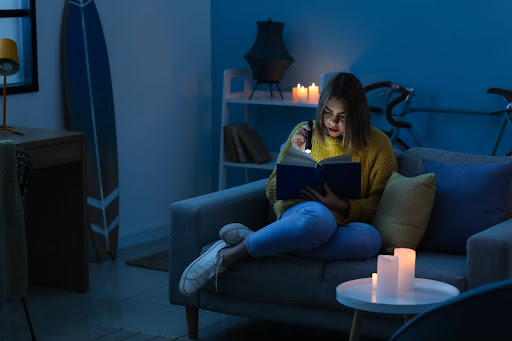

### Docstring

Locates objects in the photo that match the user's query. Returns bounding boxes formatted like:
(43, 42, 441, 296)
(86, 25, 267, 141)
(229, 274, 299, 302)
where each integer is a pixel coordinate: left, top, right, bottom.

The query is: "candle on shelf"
(372, 273, 378, 290)
(292, 83, 301, 103)
(298, 85, 308, 103)
(376, 255, 399, 297)
(308, 83, 319, 104)
(394, 248, 416, 292)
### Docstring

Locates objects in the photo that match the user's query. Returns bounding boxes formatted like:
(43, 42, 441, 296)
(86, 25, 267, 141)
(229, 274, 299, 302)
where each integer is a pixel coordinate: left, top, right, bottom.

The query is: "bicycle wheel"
(394, 137, 410, 151)
(380, 129, 410, 151)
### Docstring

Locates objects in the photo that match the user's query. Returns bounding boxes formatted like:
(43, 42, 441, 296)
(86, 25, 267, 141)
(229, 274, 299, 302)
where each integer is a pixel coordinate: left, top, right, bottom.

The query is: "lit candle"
(292, 83, 300, 103)
(372, 273, 378, 289)
(308, 83, 319, 104)
(376, 255, 399, 297)
(298, 85, 308, 103)
(394, 248, 416, 292)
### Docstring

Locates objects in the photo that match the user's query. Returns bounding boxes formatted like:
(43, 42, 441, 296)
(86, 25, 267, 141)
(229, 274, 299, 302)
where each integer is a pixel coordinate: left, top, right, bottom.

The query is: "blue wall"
(11, 0, 213, 246)
(212, 0, 512, 189)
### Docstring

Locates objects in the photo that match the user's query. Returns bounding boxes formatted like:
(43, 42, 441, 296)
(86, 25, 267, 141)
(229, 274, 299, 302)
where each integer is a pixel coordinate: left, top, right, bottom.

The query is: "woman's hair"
(315, 72, 371, 152)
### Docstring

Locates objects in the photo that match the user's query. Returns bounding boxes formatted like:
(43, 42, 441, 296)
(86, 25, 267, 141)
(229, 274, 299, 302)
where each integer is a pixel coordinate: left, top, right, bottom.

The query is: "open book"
(276, 147, 361, 200)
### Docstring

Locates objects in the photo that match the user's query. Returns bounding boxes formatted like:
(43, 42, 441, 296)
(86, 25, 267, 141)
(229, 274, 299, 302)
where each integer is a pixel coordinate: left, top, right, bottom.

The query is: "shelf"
(225, 90, 318, 108)
(218, 67, 323, 190)
(222, 152, 279, 171)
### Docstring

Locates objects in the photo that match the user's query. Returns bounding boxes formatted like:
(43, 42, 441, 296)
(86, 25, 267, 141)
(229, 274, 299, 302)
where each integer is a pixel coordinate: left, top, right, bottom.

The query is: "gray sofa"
(169, 147, 512, 340)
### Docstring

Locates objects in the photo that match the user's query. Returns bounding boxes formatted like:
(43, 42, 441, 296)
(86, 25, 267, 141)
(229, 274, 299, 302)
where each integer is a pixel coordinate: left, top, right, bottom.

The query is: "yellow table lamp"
(0, 38, 22, 135)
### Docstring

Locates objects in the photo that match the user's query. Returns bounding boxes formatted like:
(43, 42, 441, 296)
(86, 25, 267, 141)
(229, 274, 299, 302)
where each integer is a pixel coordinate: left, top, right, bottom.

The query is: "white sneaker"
(179, 240, 228, 296)
(219, 223, 253, 246)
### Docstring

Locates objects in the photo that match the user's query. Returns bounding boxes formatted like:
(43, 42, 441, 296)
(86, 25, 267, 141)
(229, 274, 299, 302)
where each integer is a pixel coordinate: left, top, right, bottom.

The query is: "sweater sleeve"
(266, 122, 307, 218)
(336, 133, 397, 225)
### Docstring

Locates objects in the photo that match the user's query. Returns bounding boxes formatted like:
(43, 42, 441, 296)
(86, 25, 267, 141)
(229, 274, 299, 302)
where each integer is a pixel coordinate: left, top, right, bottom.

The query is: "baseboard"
(117, 224, 168, 249)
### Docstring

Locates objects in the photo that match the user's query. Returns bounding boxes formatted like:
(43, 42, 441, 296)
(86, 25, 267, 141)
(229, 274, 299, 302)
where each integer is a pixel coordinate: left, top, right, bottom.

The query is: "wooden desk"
(0, 127, 88, 292)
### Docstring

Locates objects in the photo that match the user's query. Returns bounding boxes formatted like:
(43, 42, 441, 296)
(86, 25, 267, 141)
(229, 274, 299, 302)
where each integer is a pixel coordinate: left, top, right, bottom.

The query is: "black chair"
(389, 278, 512, 341)
(15, 148, 36, 341)
(0, 144, 36, 341)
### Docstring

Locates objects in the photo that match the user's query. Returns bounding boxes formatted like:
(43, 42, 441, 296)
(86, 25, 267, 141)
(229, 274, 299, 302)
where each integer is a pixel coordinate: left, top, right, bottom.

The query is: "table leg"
(403, 314, 415, 324)
(349, 309, 364, 341)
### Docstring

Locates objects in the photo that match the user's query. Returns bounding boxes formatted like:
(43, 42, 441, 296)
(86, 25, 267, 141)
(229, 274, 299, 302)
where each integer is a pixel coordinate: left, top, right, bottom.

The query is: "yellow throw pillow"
(372, 171, 436, 254)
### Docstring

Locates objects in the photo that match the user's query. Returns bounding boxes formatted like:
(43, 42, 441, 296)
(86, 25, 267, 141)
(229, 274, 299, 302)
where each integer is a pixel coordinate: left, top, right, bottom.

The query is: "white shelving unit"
(218, 68, 336, 190)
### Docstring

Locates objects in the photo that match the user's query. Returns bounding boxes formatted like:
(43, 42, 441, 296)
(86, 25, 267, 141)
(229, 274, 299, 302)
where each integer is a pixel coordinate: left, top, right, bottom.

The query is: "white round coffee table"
(336, 277, 460, 341)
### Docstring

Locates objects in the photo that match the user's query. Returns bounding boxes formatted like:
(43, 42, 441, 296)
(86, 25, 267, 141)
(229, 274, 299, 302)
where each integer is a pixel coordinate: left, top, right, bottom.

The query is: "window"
(0, 0, 38, 94)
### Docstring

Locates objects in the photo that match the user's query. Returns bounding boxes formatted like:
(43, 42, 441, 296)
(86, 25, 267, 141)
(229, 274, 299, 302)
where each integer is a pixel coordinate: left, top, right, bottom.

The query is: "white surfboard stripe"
(87, 187, 119, 209)
(80, 1, 110, 249)
(90, 216, 119, 235)
(107, 216, 119, 233)
(69, 0, 93, 7)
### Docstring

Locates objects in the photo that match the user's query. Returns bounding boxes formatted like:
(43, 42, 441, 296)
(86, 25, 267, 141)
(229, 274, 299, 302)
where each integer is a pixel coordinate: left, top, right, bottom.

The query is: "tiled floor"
(0, 238, 384, 341)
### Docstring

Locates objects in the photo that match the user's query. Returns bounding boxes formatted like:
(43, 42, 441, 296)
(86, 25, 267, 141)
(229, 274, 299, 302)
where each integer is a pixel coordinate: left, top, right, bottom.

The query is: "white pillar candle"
(376, 255, 399, 297)
(308, 83, 319, 104)
(372, 273, 378, 289)
(298, 85, 308, 103)
(292, 83, 300, 103)
(394, 248, 416, 292)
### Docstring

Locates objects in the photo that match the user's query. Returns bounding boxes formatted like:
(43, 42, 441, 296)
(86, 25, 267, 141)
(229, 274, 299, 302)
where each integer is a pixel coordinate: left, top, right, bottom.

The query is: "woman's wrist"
(337, 200, 349, 216)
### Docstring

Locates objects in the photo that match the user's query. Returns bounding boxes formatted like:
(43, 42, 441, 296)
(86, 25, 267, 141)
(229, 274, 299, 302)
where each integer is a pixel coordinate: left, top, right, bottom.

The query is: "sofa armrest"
(169, 179, 269, 307)
(467, 218, 512, 289)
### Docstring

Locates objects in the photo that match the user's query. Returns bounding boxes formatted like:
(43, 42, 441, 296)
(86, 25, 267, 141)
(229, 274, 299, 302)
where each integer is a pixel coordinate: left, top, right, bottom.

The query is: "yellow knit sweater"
(266, 122, 397, 226)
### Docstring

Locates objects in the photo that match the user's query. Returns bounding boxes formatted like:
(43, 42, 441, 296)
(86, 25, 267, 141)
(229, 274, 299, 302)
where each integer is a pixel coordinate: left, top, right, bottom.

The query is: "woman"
(179, 72, 397, 296)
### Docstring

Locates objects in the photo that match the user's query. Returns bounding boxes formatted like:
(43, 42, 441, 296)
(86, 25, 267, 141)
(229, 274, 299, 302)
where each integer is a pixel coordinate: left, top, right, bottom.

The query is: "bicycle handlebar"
(364, 81, 412, 129)
(369, 106, 382, 113)
(487, 88, 512, 102)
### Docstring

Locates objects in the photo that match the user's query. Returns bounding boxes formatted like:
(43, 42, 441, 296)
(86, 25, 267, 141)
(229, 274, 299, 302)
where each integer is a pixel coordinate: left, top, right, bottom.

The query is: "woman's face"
(322, 96, 346, 138)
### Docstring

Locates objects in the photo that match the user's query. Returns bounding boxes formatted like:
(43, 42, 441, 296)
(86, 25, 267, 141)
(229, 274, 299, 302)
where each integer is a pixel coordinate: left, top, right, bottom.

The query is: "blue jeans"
(245, 201, 381, 261)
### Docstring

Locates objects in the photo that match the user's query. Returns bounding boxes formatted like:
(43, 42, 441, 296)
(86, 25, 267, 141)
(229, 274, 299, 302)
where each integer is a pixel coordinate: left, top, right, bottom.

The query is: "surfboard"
(61, 0, 120, 261)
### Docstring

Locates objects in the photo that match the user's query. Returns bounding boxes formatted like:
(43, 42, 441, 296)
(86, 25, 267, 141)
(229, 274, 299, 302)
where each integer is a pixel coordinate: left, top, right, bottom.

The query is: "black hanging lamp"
(244, 19, 294, 100)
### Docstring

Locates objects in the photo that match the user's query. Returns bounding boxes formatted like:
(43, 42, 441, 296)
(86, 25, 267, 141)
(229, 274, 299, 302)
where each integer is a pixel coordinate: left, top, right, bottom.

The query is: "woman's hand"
(291, 124, 312, 152)
(300, 182, 349, 215)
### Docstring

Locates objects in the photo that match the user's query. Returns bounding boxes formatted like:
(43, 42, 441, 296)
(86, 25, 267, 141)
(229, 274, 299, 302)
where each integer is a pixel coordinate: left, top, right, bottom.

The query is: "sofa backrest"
(397, 147, 512, 219)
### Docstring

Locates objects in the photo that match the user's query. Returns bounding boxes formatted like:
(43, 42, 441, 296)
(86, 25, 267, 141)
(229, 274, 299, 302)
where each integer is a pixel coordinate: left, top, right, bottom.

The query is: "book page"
(319, 153, 352, 164)
(281, 147, 317, 165)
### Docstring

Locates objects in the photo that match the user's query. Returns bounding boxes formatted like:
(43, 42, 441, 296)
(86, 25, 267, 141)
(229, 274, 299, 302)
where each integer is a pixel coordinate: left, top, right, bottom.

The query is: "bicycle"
(486, 87, 512, 156)
(364, 81, 418, 151)
(365, 81, 512, 155)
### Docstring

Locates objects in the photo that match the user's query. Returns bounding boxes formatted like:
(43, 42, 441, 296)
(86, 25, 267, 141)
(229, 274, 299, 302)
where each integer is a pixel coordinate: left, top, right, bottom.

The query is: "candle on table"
(298, 85, 308, 103)
(394, 248, 416, 292)
(292, 83, 301, 103)
(372, 273, 378, 290)
(308, 83, 319, 104)
(371, 291, 377, 303)
(376, 255, 399, 297)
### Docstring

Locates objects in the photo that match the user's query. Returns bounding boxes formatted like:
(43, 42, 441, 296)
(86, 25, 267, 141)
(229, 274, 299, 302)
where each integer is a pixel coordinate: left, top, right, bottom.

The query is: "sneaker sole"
(219, 223, 253, 246)
(179, 240, 226, 296)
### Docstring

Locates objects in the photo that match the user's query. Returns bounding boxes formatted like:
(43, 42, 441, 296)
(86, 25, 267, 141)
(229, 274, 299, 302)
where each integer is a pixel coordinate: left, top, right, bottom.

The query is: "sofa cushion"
(372, 171, 436, 254)
(398, 147, 512, 219)
(420, 158, 512, 254)
(324, 251, 467, 295)
(201, 245, 466, 311)
(200, 242, 332, 310)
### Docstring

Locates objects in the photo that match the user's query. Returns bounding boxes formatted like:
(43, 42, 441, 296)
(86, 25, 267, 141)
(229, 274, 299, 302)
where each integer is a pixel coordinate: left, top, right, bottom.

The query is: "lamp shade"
(0, 38, 20, 76)
(244, 19, 294, 83)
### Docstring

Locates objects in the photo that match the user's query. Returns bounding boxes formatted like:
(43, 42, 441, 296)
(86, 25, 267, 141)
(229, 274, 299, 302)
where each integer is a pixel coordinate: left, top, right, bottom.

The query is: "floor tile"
(56, 298, 227, 339)
(88, 259, 168, 300)
(24, 286, 119, 332)
(129, 283, 170, 307)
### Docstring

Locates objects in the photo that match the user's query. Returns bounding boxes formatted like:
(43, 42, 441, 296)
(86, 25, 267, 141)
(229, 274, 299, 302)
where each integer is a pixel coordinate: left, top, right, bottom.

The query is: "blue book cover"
(276, 149, 361, 200)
